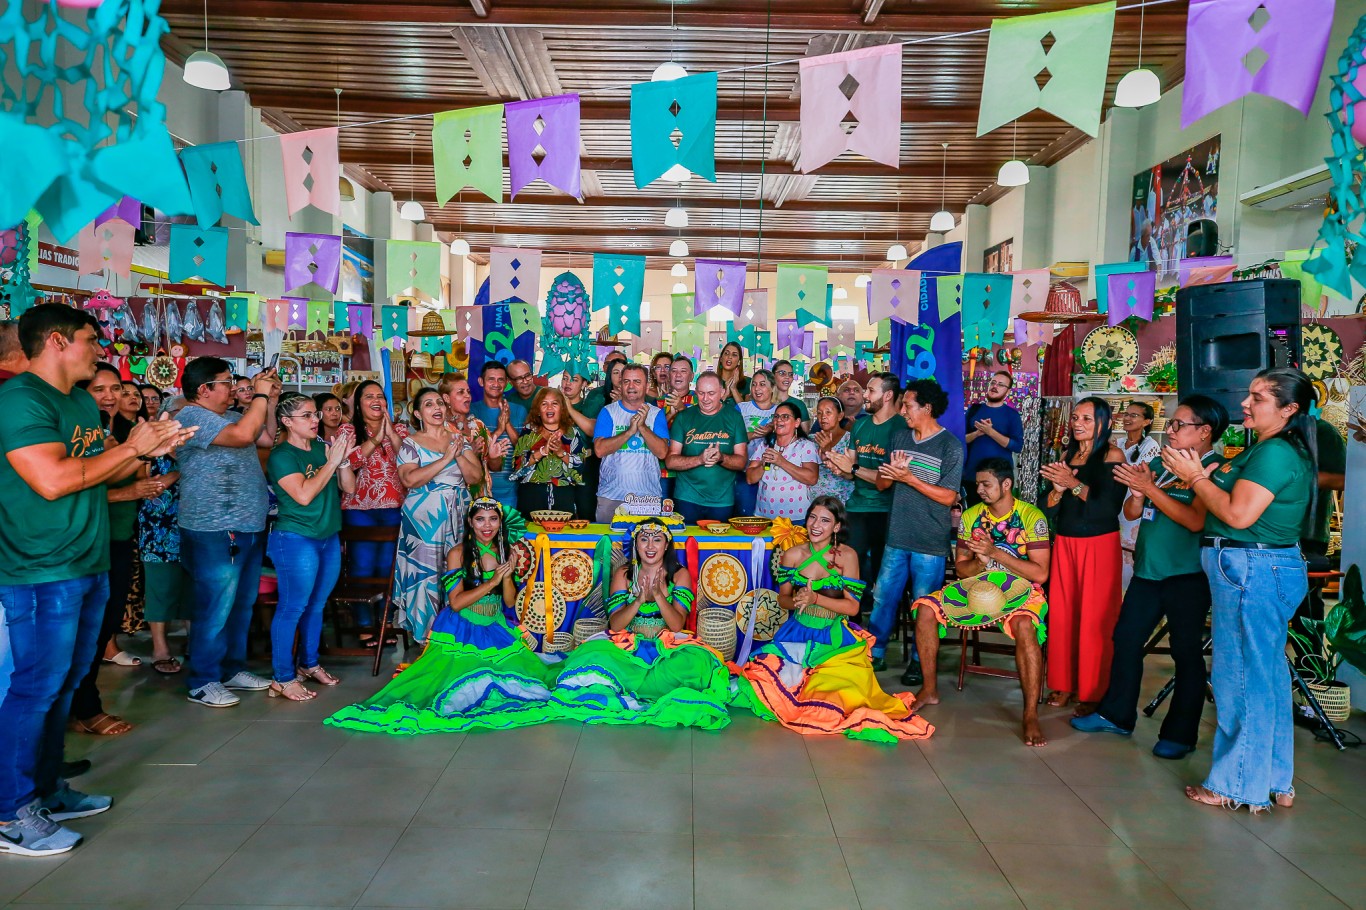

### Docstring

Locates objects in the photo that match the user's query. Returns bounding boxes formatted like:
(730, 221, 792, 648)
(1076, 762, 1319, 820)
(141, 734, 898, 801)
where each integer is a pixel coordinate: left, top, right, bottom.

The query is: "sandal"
(152, 657, 182, 675)
(102, 651, 142, 667)
(297, 665, 340, 687)
(268, 680, 315, 701)
(1185, 785, 1239, 809)
(361, 635, 399, 649)
(70, 713, 134, 736)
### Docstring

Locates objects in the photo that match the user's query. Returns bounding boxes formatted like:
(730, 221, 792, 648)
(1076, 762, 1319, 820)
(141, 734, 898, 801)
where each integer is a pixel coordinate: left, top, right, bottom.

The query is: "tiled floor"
(3, 640, 1363, 910)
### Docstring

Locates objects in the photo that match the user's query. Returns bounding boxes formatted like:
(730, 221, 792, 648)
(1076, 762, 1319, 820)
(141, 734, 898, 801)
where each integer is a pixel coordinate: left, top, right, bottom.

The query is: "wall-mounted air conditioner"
(1239, 164, 1331, 211)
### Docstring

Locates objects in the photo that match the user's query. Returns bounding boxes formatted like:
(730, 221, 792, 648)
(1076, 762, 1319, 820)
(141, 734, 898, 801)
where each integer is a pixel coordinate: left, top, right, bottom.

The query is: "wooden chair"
(957, 628, 1024, 691)
(327, 524, 405, 676)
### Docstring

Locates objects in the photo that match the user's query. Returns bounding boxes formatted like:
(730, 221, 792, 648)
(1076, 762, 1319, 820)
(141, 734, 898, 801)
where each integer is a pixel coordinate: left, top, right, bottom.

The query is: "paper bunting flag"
(76, 219, 134, 276)
(332, 300, 349, 332)
(380, 305, 407, 343)
(674, 321, 706, 352)
(978, 1, 1116, 138)
(799, 44, 902, 173)
(1094, 261, 1150, 313)
(432, 104, 504, 205)
(180, 141, 258, 229)
(1013, 318, 1054, 347)
(285, 297, 308, 329)
(628, 321, 664, 358)
(961, 273, 1013, 351)
(776, 264, 828, 321)
(262, 299, 290, 332)
(168, 224, 228, 287)
(777, 320, 814, 357)
(935, 274, 963, 321)
(306, 300, 330, 335)
(693, 258, 747, 318)
(1179, 256, 1235, 287)
(735, 288, 769, 330)
(1009, 269, 1050, 318)
(506, 95, 581, 199)
(455, 305, 484, 341)
(592, 254, 646, 333)
(386, 240, 443, 301)
(876, 318, 891, 348)
(709, 331, 728, 359)
(1280, 250, 1331, 310)
(95, 196, 140, 228)
(348, 304, 373, 338)
(1182, 0, 1334, 128)
(752, 329, 774, 360)
(630, 72, 718, 188)
(284, 232, 342, 295)
(868, 270, 920, 324)
(672, 292, 703, 327)
(278, 128, 340, 218)
(828, 319, 857, 355)
(509, 303, 540, 337)
(490, 246, 541, 304)
(1106, 270, 1156, 326)
(226, 294, 257, 332)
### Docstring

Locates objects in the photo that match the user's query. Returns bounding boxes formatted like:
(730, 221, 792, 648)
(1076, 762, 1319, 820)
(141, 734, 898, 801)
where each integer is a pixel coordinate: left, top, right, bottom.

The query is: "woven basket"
(697, 608, 738, 660)
(543, 631, 575, 654)
(572, 616, 607, 644)
(1305, 681, 1352, 723)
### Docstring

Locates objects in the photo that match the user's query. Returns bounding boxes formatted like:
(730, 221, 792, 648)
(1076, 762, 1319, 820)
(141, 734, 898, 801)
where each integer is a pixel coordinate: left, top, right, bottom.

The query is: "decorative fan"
(1080, 325, 1140, 376)
(550, 549, 594, 601)
(1301, 324, 1343, 381)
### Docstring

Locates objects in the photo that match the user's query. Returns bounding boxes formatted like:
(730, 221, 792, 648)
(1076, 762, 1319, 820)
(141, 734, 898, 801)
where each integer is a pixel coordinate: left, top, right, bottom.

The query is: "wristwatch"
(1071, 482, 1085, 496)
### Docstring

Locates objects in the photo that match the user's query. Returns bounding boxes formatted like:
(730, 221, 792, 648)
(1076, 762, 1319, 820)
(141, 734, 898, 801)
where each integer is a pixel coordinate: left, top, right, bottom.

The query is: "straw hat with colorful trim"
(407, 310, 456, 337)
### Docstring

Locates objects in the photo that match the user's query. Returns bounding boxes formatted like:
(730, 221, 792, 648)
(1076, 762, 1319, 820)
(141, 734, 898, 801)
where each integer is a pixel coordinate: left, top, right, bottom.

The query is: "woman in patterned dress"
(747, 401, 821, 522)
(811, 396, 855, 501)
(508, 388, 591, 518)
(393, 389, 487, 644)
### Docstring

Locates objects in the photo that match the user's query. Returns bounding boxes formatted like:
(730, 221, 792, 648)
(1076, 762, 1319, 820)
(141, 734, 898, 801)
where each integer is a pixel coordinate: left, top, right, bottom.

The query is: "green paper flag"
(674, 321, 706, 352)
(776, 264, 828, 321)
(510, 302, 540, 337)
(978, 1, 1116, 138)
(672, 292, 703, 326)
(876, 318, 891, 348)
(1094, 261, 1149, 314)
(433, 105, 504, 204)
(936, 274, 963, 321)
(306, 300, 330, 335)
(332, 300, 349, 332)
(1281, 250, 1337, 311)
(24, 211, 42, 271)
(386, 240, 443, 301)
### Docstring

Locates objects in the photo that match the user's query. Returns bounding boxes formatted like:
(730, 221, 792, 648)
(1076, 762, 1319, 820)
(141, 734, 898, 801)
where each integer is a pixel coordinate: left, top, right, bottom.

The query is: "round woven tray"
(517, 583, 568, 634)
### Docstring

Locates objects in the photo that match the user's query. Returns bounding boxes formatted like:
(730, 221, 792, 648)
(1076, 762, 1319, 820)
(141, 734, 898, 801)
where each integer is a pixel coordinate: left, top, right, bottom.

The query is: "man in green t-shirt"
(822, 372, 903, 628)
(666, 371, 749, 524)
(0, 304, 191, 856)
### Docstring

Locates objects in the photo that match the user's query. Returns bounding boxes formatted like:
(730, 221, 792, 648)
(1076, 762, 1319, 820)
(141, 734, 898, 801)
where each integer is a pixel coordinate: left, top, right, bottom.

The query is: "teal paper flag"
(630, 72, 718, 188)
(180, 141, 258, 229)
(1094, 261, 1150, 314)
(796, 283, 834, 328)
(332, 299, 350, 332)
(225, 294, 254, 331)
(433, 105, 504, 204)
(776, 264, 828, 321)
(593, 253, 646, 333)
(961, 273, 1013, 351)
(381, 305, 407, 343)
(169, 224, 228, 287)
(977, 1, 1116, 138)
(386, 240, 443, 301)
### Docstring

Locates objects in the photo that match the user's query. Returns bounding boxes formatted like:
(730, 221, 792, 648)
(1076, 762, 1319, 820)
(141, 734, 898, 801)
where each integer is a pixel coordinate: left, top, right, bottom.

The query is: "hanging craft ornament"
(546, 271, 587, 337)
(385, 240, 443, 301)
(432, 104, 504, 204)
(278, 128, 341, 218)
(1106, 270, 1156, 326)
(168, 224, 229, 287)
(180, 141, 259, 229)
(629, 72, 719, 188)
(693, 258, 746, 318)
(284, 232, 342, 296)
(1093, 261, 1150, 314)
(978, 1, 1117, 138)
(505, 95, 582, 199)
(592, 254, 646, 334)
(628, 321, 664, 358)
(868, 270, 919, 324)
(1081, 324, 1141, 375)
(348, 303, 374, 338)
(95, 196, 141, 229)
(828, 319, 857, 355)
(380, 305, 408, 344)
(777, 319, 814, 358)
(798, 43, 902, 173)
(489, 246, 542, 304)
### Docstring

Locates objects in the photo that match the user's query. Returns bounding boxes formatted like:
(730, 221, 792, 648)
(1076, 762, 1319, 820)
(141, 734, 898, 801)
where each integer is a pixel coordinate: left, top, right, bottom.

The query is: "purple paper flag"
(735, 289, 769, 330)
(1178, 255, 1235, 287)
(506, 95, 582, 199)
(285, 296, 309, 328)
(284, 232, 342, 295)
(867, 270, 919, 324)
(819, 340, 829, 362)
(1013, 319, 1054, 347)
(798, 44, 902, 173)
(348, 304, 374, 338)
(94, 196, 140, 228)
(1106, 270, 1156, 326)
(777, 320, 814, 358)
(694, 259, 747, 318)
(1182, 0, 1334, 128)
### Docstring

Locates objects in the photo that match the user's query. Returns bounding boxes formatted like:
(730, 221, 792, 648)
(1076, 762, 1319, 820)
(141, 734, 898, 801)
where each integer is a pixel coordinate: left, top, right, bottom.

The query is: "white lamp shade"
(671, 262, 688, 277)
(929, 210, 955, 233)
(1114, 68, 1161, 108)
(662, 164, 692, 183)
(652, 61, 688, 82)
(450, 237, 471, 256)
(853, 274, 870, 288)
(833, 286, 848, 300)
(183, 50, 230, 91)
(399, 200, 425, 222)
(886, 243, 908, 262)
(664, 206, 689, 228)
(669, 239, 689, 258)
(672, 282, 689, 294)
(997, 159, 1030, 187)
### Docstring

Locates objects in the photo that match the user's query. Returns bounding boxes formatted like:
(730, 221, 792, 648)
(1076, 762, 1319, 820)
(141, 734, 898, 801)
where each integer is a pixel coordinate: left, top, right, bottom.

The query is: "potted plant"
(1289, 565, 1366, 723)
(1073, 346, 1124, 392)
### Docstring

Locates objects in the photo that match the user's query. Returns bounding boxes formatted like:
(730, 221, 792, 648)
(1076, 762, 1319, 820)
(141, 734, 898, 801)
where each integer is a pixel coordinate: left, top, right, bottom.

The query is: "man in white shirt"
(593, 363, 670, 522)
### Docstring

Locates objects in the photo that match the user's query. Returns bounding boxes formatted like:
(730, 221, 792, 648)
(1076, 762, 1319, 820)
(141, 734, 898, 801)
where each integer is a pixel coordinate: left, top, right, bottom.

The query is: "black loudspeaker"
(1176, 279, 1301, 416)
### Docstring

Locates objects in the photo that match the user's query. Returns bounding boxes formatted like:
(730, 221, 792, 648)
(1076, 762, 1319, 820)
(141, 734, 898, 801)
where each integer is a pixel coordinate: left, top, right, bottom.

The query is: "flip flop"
(152, 657, 182, 675)
(102, 651, 142, 667)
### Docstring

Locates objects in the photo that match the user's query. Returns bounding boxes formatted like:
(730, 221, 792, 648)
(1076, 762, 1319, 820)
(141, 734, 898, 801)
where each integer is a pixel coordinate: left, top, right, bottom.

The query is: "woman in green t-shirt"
(1165, 369, 1316, 813)
(265, 394, 357, 701)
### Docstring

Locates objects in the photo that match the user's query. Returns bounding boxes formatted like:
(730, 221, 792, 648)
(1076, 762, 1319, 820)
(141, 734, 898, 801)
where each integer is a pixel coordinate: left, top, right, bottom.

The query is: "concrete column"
(369, 191, 396, 302)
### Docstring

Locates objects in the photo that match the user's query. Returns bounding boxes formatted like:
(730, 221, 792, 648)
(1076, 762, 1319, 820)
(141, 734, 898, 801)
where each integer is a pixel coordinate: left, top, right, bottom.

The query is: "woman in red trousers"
(1041, 397, 1126, 714)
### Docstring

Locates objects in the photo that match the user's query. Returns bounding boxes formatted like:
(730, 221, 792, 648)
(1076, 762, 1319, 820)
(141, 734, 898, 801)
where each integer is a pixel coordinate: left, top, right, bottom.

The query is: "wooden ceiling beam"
(468, 0, 491, 17)
(428, 223, 915, 240)
(382, 194, 947, 214)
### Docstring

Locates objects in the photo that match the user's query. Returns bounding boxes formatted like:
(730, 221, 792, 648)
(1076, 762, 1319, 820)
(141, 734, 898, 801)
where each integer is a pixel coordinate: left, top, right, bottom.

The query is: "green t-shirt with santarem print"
(847, 413, 903, 512)
(669, 404, 748, 507)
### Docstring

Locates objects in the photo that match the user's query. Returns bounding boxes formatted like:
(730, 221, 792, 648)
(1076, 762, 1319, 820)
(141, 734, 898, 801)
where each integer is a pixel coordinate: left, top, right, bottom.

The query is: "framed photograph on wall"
(1130, 135, 1221, 286)
(984, 238, 1014, 273)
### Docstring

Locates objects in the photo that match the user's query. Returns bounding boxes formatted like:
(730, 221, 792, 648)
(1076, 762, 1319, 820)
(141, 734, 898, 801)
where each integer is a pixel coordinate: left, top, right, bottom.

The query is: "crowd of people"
(0, 302, 1340, 858)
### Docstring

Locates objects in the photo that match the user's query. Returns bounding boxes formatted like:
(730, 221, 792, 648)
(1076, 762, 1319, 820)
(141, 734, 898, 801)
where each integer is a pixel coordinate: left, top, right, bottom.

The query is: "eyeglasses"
(1166, 418, 1206, 433)
(509, 373, 532, 382)
(774, 369, 793, 378)
(287, 411, 320, 420)
(203, 379, 234, 387)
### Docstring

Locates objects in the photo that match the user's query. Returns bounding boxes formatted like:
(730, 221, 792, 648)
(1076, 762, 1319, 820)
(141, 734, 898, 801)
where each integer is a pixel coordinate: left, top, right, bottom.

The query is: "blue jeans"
(734, 479, 758, 517)
(0, 574, 108, 819)
(340, 507, 400, 625)
(1201, 545, 1307, 809)
(676, 499, 733, 525)
(267, 531, 342, 683)
(490, 472, 518, 512)
(868, 546, 947, 660)
(181, 528, 265, 691)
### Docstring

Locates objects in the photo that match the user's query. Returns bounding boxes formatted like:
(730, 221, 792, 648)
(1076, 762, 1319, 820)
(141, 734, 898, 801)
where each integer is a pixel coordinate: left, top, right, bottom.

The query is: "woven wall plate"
(699, 553, 747, 606)
(735, 589, 786, 641)
(550, 549, 594, 601)
(1301, 324, 1343, 381)
(517, 584, 567, 634)
(1081, 325, 1140, 376)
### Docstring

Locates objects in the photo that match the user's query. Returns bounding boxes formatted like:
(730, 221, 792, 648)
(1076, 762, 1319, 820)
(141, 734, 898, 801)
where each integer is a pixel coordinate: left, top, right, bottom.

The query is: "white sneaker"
(223, 671, 271, 691)
(187, 682, 240, 708)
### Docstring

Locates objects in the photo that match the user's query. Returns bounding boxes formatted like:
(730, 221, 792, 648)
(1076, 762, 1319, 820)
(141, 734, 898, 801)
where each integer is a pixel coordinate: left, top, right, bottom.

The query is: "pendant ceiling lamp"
(854, 274, 870, 288)
(184, 0, 230, 90)
(671, 262, 688, 277)
(664, 206, 689, 228)
(997, 121, 1030, 187)
(832, 286, 848, 299)
(399, 131, 425, 222)
(929, 142, 955, 233)
(449, 191, 469, 255)
(672, 281, 688, 294)
(669, 239, 689, 258)
(336, 89, 355, 202)
(1114, 2, 1161, 108)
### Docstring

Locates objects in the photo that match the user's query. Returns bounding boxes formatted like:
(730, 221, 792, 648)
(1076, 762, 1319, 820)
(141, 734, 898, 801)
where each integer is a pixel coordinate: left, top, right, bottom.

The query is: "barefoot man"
(911, 457, 1051, 746)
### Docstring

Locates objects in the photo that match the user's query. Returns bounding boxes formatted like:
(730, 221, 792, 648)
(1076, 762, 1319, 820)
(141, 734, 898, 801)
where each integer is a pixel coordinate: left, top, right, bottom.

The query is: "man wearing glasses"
(963, 370, 1023, 506)
(504, 359, 540, 413)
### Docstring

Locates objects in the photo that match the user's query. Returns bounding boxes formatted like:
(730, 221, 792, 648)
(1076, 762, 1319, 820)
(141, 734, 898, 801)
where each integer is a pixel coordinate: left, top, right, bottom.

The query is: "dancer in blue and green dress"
(326, 498, 562, 734)
(552, 518, 733, 730)
(731, 496, 934, 743)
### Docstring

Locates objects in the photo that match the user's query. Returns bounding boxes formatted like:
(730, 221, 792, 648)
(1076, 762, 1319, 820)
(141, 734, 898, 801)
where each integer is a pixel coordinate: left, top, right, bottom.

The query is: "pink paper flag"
(694, 259, 747, 318)
(77, 219, 135, 276)
(1013, 318, 1054, 347)
(456, 305, 484, 341)
(798, 44, 902, 173)
(348, 304, 374, 338)
(1182, 0, 1335, 128)
(629, 321, 664, 357)
(278, 128, 341, 218)
(1106, 270, 1156, 326)
(262, 299, 290, 332)
(867, 270, 919, 324)
(1179, 256, 1235, 287)
(735, 289, 769, 330)
(828, 319, 856, 353)
(1008, 269, 1050, 319)
(489, 246, 542, 304)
